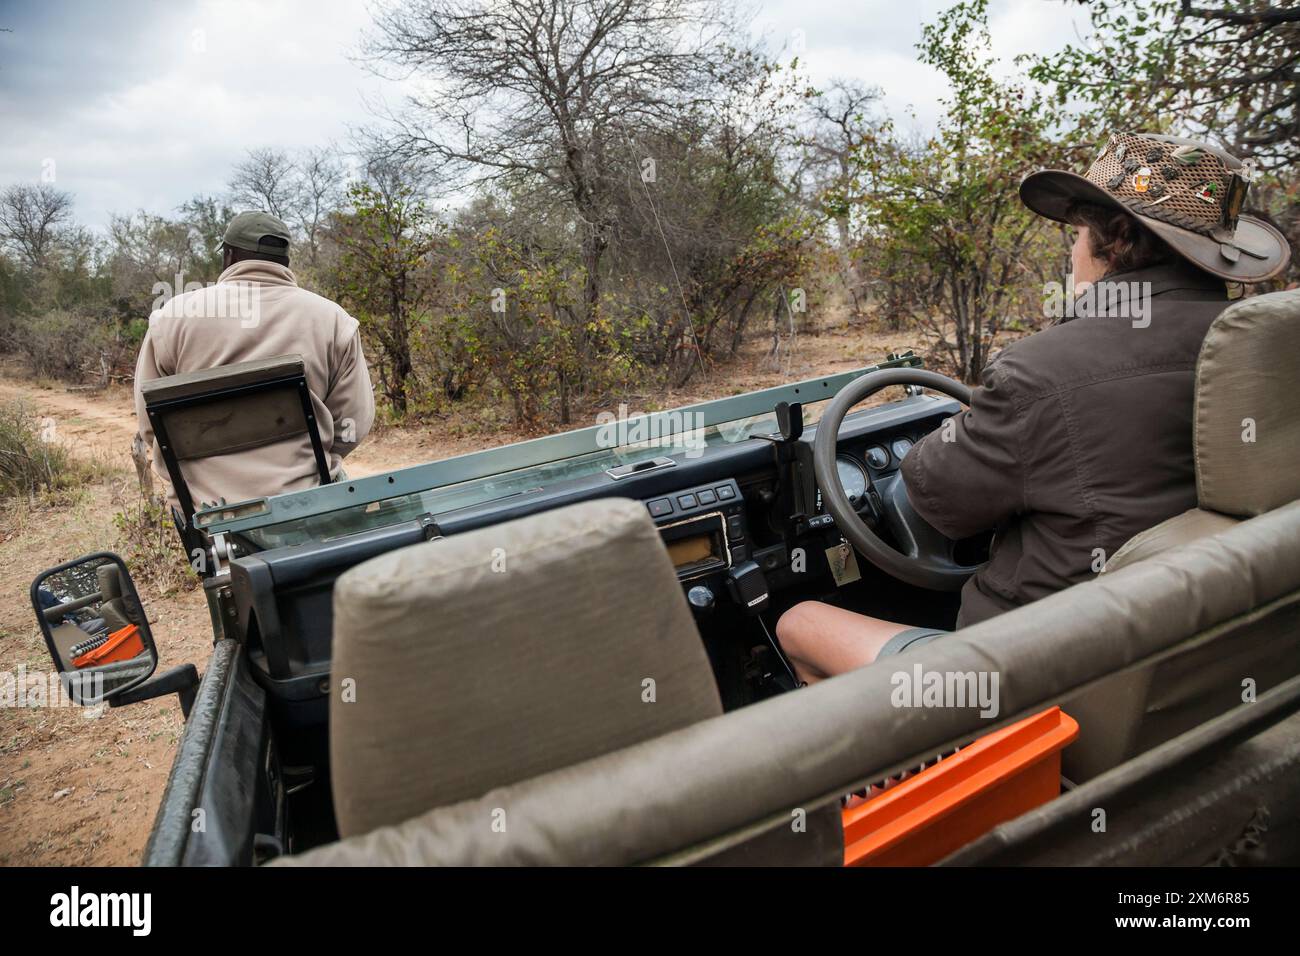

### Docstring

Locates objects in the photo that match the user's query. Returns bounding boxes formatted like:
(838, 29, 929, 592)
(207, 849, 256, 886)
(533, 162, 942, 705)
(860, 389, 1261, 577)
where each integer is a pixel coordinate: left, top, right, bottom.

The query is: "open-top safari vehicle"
(29, 290, 1300, 867)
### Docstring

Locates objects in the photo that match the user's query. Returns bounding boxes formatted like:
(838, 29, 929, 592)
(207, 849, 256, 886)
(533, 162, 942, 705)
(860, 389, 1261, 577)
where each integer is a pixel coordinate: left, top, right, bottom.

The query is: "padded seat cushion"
(328, 497, 722, 837)
(1103, 507, 1240, 575)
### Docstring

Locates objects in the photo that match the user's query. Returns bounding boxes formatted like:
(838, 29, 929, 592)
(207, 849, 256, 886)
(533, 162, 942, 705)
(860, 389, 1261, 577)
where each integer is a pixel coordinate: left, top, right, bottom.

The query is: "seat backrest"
(327, 497, 723, 839)
(95, 563, 131, 633)
(1193, 289, 1300, 517)
(276, 501, 1300, 866)
(1072, 289, 1300, 777)
(140, 354, 329, 521)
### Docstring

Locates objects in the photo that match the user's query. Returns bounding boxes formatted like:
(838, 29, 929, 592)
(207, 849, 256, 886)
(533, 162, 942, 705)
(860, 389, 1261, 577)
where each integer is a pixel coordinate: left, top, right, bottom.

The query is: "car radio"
(643, 479, 748, 581)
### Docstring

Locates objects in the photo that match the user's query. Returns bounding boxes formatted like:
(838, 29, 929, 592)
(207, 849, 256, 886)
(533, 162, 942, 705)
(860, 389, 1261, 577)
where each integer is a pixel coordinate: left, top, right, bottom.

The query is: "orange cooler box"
(72, 623, 145, 669)
(843, 706, 1079, 866)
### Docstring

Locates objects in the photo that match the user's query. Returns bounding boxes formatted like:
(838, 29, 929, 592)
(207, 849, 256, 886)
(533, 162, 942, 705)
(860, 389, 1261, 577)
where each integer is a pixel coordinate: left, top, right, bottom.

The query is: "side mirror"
(30, 553, 159, 706)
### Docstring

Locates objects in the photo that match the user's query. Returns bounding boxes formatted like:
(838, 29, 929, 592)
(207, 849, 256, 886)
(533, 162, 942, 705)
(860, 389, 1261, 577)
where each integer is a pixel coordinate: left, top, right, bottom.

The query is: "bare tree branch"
(0, 183, 74, 269)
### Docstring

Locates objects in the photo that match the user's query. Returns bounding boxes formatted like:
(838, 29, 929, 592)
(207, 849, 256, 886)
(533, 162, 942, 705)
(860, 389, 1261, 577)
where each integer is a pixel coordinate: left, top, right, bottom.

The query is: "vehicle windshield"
(233, 398, 833, 552)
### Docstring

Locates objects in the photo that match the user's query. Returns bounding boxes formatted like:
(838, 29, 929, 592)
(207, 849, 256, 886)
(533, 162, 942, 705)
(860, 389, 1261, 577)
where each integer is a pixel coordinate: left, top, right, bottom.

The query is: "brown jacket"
(901, 261, 1230, 627)
(134, 260, 375, 510)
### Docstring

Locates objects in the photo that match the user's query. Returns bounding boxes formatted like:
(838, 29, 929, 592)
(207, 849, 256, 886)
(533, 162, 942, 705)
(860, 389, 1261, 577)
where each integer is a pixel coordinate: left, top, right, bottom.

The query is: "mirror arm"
(109, 664, 201, 718)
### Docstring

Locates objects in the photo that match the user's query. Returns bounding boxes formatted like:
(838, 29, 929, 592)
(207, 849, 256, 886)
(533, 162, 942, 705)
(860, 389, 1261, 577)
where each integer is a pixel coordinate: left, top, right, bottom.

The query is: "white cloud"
(1, 0, 394, 229)
(755, 0, 1092, 120)
(0, 0, 1090, 231)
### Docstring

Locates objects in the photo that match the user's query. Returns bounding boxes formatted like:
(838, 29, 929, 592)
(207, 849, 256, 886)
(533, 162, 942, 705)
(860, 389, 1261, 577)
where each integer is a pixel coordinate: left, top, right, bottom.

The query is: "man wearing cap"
(776, 132, 1292, 684)
(134, 211, 375, 510)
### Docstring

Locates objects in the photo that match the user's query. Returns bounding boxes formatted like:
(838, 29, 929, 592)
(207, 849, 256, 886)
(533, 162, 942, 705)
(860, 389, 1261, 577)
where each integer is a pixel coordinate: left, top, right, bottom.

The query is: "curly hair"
(1064, 201, 1176, 276)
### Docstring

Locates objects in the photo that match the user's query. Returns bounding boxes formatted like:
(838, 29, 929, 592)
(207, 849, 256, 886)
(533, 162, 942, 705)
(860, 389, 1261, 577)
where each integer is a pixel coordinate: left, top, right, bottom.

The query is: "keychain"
(825, 537, 862, 586)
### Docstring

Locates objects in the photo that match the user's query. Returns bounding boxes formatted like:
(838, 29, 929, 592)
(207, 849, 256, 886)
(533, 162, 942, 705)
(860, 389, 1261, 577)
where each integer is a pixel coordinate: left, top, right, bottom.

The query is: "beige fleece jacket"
(134, 260, 375, 511)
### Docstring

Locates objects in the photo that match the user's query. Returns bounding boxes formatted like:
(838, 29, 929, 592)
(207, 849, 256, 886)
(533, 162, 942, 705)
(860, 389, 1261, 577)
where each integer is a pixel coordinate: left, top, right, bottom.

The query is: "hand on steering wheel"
(813, 368, 985, 592)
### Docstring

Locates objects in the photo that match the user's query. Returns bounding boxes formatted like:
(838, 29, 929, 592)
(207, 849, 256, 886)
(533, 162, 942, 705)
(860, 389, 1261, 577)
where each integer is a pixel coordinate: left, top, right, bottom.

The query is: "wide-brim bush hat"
(1021, 131, 1290, 283)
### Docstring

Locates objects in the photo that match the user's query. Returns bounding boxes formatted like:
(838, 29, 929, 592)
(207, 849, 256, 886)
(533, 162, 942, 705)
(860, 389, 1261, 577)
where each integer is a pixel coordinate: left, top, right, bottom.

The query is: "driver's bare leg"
(775, 602, 909, 685)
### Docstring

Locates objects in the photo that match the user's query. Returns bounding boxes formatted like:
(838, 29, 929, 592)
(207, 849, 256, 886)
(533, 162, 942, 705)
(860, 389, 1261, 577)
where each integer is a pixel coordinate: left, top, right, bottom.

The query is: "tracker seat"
(139, 353, 331, 527)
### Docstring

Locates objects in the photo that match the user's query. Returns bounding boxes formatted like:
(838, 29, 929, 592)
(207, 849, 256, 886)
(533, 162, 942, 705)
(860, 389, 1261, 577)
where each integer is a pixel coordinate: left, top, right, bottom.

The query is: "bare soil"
(0, 320, 921, 865)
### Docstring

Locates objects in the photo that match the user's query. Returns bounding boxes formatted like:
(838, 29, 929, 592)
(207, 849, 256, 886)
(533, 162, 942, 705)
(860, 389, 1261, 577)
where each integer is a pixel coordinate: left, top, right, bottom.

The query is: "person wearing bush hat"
(1020, 131, 1289, 285)
(776, 131, 1291, 685)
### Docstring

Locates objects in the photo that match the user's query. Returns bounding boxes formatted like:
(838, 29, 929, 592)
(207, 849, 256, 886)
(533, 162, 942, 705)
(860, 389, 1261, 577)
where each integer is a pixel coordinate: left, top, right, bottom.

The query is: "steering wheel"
(813, 368, 984, 592)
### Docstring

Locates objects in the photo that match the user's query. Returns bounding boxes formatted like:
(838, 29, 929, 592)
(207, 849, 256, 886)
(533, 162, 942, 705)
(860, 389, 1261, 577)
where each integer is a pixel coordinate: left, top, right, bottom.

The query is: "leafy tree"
(1031, 1, 1299, 172)
(443, 223, 638, 426)
(604, 47, 817, 382)
(327, 168, 439, 416)
(793, 80, 885, 314)
(177, 194, 237, 278)
(853, 0, 1065, 381)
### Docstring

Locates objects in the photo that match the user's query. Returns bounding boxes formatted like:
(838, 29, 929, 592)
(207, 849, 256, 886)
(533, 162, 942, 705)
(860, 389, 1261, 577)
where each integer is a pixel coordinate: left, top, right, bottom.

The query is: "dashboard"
(634, 399, 957, 619)
(641, 423, 930, 577)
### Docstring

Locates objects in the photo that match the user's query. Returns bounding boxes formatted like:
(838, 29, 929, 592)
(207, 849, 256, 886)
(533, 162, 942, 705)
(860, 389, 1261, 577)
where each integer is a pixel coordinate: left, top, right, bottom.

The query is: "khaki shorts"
(877, 626, 950, 658)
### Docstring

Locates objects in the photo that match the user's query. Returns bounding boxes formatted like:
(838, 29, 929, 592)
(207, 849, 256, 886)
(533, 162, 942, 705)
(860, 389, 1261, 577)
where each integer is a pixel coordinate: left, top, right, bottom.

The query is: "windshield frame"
(195, 356, 923, 539)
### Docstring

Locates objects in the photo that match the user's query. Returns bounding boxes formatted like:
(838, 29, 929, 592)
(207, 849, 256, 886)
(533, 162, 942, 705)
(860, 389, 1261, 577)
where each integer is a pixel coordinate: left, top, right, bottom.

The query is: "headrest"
(96, 563, 122, 600)
(328, 497, 722, 837)
(1195, 289, 1300, 516)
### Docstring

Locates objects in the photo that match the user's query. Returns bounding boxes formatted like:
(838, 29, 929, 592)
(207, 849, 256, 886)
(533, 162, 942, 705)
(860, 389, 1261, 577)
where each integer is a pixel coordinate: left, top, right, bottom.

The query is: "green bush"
(441, 229, 644, 427)
(9, 309, 117, 382)
(0, 400, 79, 501)
(112, 495, 198, 596)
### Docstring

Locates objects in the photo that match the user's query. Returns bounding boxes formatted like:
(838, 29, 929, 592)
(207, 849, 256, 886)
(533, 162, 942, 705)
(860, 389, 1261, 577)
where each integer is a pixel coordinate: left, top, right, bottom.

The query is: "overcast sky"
(0, 0, 1090, 231)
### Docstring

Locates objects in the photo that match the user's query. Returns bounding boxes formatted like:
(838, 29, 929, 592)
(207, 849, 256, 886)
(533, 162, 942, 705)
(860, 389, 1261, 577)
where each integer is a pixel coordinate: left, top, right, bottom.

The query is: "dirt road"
(0, 380, 141, 471)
